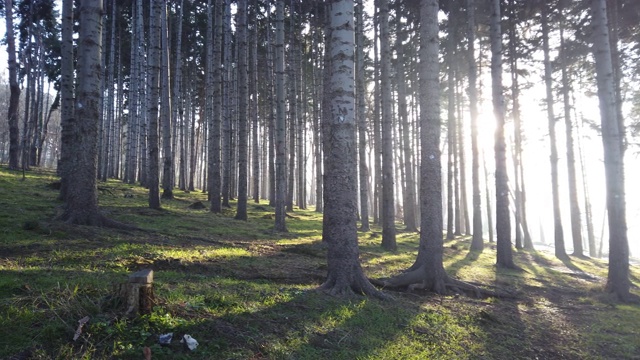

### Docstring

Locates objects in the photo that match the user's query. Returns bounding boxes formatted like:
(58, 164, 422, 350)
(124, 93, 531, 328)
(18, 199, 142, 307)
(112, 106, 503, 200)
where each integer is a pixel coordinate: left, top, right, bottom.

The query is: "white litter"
(181, 334, 199, 350)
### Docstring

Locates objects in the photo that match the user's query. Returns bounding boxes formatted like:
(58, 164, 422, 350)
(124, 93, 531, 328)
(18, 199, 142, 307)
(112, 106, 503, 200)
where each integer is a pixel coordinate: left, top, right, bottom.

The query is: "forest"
(1, 0, 640, 358)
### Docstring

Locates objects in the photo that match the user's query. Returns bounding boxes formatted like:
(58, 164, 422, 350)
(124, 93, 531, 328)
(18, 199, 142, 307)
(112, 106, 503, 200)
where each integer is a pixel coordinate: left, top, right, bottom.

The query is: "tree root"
(370, 266, 516, 299)
(57, 210, 139, 231)
(318, 274, 391, 301)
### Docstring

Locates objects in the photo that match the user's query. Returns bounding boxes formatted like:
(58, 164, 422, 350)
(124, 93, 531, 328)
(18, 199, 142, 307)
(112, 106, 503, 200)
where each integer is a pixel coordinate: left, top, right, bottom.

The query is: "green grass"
(0, 165, 639, 359)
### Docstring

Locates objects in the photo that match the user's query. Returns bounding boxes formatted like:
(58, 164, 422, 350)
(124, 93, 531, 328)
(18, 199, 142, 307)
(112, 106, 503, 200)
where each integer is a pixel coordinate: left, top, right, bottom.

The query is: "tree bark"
(319, 0, 384, 299)
(467, 0, 483, 251)
(542, 7, 567, 259)
(590, 0, 632, 301)
(274, 0, 287, 232)
(379, 0, 396, 251)
(559, 19, 584, 257)
(5, 0, 21, 171)
(58, 0, 131, 229)
(160, 2, 174, 200)
(235, 0, 249, 220)
(147, 0, 161, 209)
(394, 5, 417, 232)
(490, 0, 516, 269)
(356, 0, 369, 231)
(58, 0, 74, 200)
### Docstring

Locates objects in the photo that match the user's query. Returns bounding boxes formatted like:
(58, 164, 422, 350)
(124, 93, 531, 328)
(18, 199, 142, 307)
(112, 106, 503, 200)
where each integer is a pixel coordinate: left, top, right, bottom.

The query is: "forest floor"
(1, 166, 639, 359)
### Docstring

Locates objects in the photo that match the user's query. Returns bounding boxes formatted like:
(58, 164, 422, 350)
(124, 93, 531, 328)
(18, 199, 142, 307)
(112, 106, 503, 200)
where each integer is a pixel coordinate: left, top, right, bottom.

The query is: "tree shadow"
(445, 249, 481, 278)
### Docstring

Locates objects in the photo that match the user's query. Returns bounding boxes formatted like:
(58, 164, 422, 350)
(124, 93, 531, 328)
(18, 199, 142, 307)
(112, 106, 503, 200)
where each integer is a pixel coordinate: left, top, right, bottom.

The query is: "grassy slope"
(0, 166, 639, 359)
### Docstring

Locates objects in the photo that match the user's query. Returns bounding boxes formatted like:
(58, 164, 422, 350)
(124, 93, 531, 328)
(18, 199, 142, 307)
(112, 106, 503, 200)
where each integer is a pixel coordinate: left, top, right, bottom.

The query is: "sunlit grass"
(1, 165, 639, 359)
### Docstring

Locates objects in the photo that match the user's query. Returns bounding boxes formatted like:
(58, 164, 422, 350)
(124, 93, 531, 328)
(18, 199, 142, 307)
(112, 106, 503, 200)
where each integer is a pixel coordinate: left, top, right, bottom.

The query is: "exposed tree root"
(57, 210, 139, 231)
(318, 274, 391, 300)
(371, 265, 516, 299)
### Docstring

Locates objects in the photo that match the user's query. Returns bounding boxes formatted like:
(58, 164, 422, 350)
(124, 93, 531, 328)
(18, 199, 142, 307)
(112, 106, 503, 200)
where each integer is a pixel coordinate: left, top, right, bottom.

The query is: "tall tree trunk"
(274, 0, 287, 232)
(286, 15, 297, 213)
(235, 0, 248, 220)
(58, 0, 129, 229)
(379, 0, 396, 251)
(5, 0, 20, 171)
(319, 0, 384, 298)
(467, 0, 483, 251)
(560, 20, 583, 257)
(446, 42, 457, 240)
(58, 0, 74, 199)
(160, 2, 174, 199)
(136, 0, 147, 187)
(483, 150, 494, 243)
(222, 0, 232, 206)
(542, 7, 567, 259)
(313, 21, 323, 213)
(175, 0, 186, 191)
(382, 0, 480, 295)
(356, 0, 369, 231)
(210, 0, 223, 212)
(508, 0, 533, 250)
(490, 0, 516, 269)
(576, 113, 597, 256)
(372, 13, 382, 224)
(395, 5, 417, 232)
(590, 0, 632, 301)
(266, 8, 276, 206)
(251, 2, 260, 204)
(147, 0, 162, 209)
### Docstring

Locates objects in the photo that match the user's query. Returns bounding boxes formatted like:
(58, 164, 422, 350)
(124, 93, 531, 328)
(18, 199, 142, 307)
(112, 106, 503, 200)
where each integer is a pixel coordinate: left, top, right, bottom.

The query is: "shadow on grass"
(446, 249, 482, 278)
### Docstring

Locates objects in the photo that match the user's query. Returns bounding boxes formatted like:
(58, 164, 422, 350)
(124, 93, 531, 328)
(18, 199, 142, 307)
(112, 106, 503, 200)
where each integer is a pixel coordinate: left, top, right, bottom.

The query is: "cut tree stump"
(124, 269, 155, 316)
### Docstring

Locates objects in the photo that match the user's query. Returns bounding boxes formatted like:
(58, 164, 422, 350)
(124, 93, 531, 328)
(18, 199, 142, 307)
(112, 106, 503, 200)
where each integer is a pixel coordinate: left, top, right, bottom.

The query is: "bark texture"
(5, 0, 21, 170)
(379, 0, 397, 251)
(274, 0, 287, 232)
(319, 0, 384, 299)
(590, 0, 632, 301)
(490, 0, 516, 269)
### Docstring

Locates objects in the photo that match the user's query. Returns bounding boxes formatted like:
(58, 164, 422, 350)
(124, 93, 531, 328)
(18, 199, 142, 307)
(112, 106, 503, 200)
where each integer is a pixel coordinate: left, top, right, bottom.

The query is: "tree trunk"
(590, 0, 632, 301)
(160, 2, 174, 200)
(490, 0, 516, 269)
(559, 20, 584, 257)
(235, 0, 249, 220)
(542, 7, 567, 259)
(356, 0, 369, 231)
(175, 0, 186, 191)
(394, 6, 417, 232)
(372, 13, 381, 225)
(147, 0, 161, 210)
(58, 0, 130, 229)
(274, 0, 287, 232)
(319, 0, 384, 299)
(313, 21, 323, 213)
(382, 0, 481, 295)
(58, 0, 74, 200)
(210, 0, 223, 212)
(379, 0, 396, 251)
(446, 41, 457, 241)
(222, 0, 233, 206)
(467, 0, 483, 251)
(5, 0, 20, 171)
(251, 2, 260, 204)
(508, 0, 533, 250)
(266, 8, 276, 206)
(286, 25, 297, 213)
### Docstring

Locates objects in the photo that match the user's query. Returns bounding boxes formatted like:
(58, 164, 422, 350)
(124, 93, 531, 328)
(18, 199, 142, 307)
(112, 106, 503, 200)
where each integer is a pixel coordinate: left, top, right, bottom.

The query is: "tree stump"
(124, 269, 155, 316)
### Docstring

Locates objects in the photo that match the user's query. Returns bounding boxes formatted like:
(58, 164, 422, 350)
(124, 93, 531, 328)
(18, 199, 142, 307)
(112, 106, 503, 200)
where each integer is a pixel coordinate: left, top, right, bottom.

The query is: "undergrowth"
(0, 166, 639, 359)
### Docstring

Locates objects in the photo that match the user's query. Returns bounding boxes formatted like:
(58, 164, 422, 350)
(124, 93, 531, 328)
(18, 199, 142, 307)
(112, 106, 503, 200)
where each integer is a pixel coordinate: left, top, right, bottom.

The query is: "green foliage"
(0, 166, 639, 359)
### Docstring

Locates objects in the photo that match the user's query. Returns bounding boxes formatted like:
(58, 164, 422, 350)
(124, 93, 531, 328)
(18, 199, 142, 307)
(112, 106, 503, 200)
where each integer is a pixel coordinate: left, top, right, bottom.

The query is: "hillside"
(0, 166, 639, 359)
